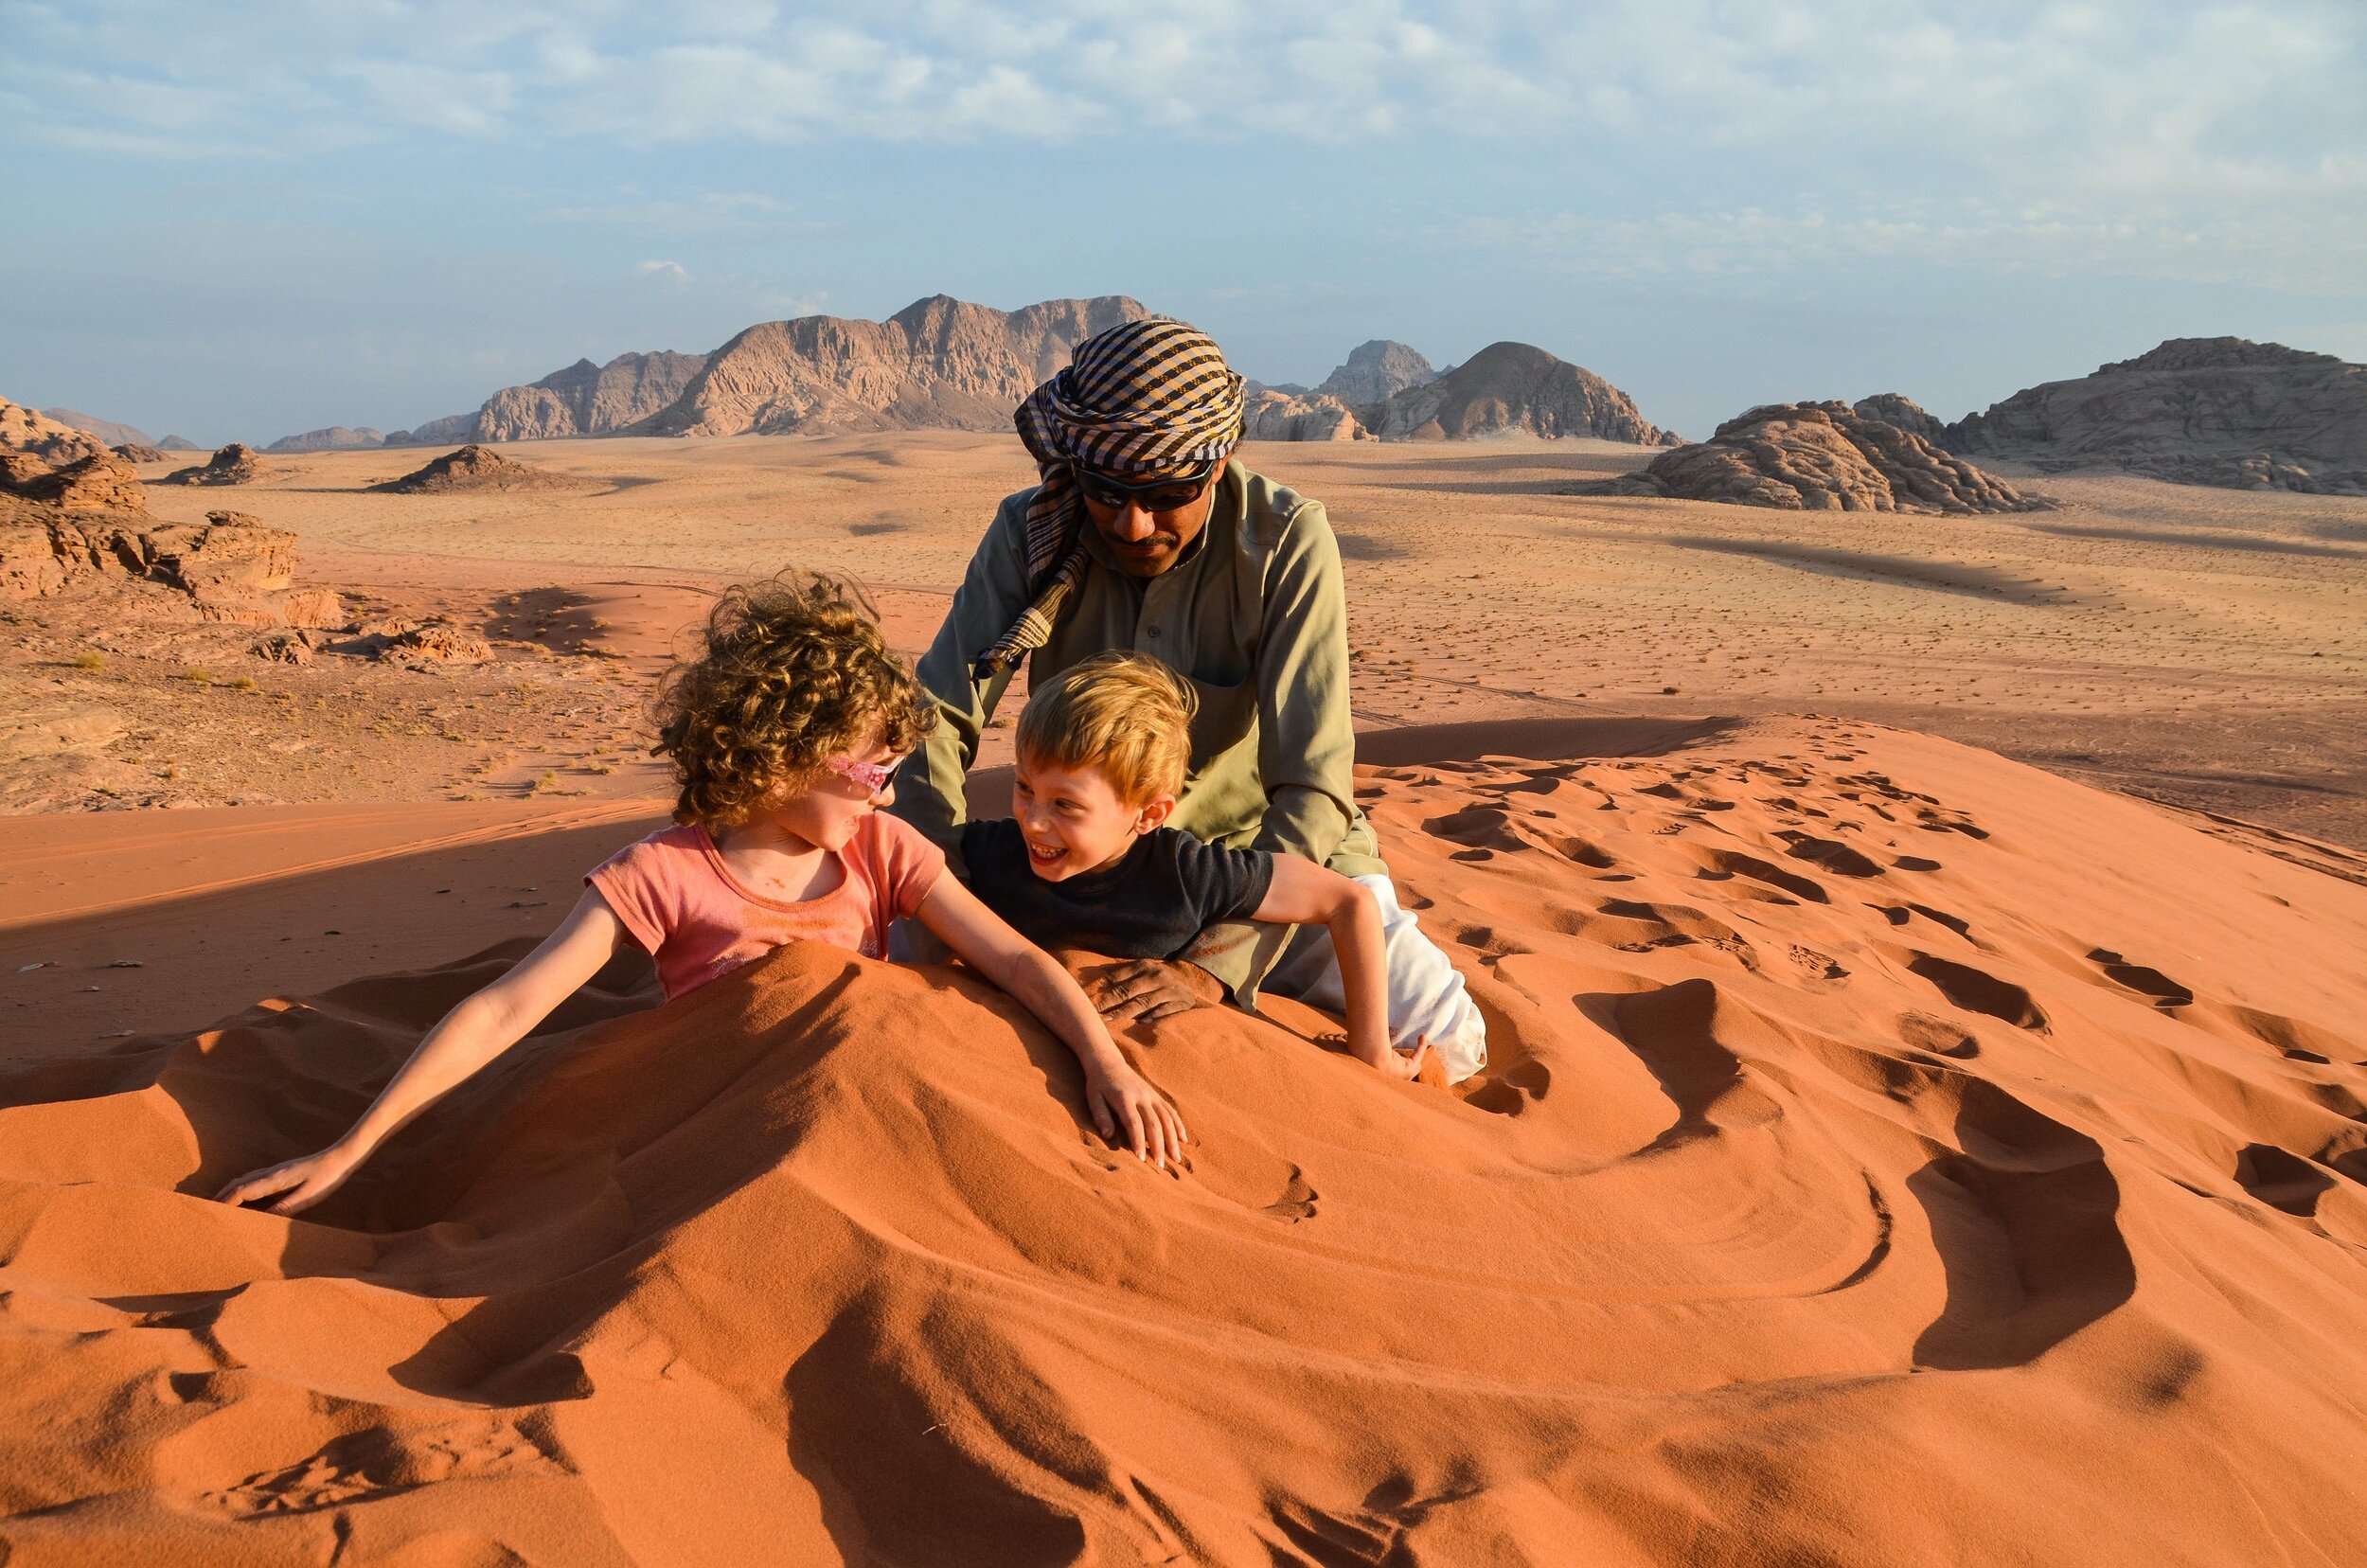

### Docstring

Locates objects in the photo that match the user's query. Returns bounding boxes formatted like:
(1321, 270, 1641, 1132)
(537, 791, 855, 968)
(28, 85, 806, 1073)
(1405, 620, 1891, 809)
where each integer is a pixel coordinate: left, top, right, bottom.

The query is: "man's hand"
(1364, 1036, 1433, 1083)
(1082, 958, 1223, 1025)
(214, 1146, 363, 1216)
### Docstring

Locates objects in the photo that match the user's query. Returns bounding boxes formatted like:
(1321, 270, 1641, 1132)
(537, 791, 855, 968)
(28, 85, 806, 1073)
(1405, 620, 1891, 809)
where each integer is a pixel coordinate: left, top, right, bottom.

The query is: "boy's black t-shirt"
(958, 820, 1275, 960)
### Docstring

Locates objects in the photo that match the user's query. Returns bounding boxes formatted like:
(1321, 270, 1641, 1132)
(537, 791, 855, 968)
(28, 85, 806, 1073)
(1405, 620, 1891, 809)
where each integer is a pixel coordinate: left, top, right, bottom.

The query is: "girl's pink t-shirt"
(586, 812, 946, 1000)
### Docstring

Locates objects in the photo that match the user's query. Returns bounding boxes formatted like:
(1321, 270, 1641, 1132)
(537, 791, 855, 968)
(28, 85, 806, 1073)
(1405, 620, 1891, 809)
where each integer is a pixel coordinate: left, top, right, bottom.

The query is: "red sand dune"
(4, 716, 2366, 1563)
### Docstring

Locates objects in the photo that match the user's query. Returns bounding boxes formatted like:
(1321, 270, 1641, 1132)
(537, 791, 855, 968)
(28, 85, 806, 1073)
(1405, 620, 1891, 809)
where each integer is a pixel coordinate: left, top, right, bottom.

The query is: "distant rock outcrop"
(383, 413, 478, 448)
(1363, 343, 1680, 445)
(1315, 341, 1436, 406)
(164, 444, 268, 486)
(474, 351, 710, 442)
(1243, 390, 1367, 442)
(266, 425, 386, 453)
(10, 452, 151, 513)
(1851, 394, 1949, 444)
(376, 445, 585, 494)
(42, 408, 156, 449)
(112, 444, 169, 464)
(157, 435, 205, 451)
(1586, 401, 2042, 514)
(1, 398, 109, 465)
(640, 295, 1151, 437)
(1945, 337, 2367, 494)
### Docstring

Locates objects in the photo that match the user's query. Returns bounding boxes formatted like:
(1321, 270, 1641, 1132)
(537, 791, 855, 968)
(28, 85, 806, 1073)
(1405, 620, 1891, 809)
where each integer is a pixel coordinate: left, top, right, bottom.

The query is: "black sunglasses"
(1071, 459, 1219, 513)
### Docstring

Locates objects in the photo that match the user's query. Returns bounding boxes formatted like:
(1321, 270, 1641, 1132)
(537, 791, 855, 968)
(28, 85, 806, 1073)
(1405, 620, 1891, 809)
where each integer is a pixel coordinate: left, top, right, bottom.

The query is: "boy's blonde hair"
(653, 570, 934, 828)
(1016, 650, 1198, 806)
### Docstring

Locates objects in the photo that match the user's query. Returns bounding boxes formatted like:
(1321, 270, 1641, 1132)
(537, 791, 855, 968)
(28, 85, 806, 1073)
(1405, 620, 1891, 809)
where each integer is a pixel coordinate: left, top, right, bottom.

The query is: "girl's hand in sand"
(1367, 1036, 1432, 1082)
(1086, 1062, 1189, 1171)
(215, 1145, 363, 1216)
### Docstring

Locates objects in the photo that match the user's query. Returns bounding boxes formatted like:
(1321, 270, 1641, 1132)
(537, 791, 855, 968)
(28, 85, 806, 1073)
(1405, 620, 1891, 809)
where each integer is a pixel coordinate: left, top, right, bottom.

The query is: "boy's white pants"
(1260, 875, 1489, 1083)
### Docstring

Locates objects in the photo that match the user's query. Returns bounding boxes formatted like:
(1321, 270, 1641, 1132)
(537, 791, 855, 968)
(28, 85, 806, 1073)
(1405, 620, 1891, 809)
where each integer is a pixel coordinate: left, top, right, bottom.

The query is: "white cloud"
(2, 2, 2361, 291)
(635, 258, 690, 281)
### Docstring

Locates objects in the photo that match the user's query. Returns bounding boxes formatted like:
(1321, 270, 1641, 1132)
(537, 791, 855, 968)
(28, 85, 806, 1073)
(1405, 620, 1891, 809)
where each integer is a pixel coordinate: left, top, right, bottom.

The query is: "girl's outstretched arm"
(216, 889, 629, 1215)
(1253, 858, 1429, 1080)
(912, 876, 1189, 1170)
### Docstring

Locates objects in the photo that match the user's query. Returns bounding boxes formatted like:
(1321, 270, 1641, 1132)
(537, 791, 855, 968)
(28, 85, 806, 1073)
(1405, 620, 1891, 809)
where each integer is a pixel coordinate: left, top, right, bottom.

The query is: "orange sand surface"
(6, 715, 2366, 1562)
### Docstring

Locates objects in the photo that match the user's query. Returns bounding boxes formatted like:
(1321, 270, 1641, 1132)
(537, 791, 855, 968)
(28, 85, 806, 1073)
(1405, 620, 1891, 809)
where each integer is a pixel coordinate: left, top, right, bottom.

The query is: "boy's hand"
(214, 1147, 363, 1216)
(1084, 1063, 1189, 1171)
(1085, 958, 1221, 1025)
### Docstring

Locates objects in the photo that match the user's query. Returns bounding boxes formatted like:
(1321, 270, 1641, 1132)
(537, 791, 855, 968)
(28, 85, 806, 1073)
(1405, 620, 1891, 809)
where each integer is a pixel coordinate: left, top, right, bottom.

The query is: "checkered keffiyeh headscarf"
(970, 317, 1246, 680)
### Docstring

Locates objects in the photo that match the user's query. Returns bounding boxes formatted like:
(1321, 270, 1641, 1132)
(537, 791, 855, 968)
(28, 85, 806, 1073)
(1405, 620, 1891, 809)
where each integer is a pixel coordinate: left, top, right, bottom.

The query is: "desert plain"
(4, 432, 2367, 1562)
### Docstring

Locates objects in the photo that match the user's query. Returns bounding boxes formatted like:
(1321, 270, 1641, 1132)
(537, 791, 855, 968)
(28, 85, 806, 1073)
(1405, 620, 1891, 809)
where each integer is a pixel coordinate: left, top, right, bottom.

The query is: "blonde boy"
(957, 650, 1433, 1080)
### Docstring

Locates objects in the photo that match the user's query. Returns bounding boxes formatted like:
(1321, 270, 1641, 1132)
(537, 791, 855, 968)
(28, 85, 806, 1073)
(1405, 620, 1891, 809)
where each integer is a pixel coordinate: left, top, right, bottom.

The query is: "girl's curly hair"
(652, 571, 935, 828)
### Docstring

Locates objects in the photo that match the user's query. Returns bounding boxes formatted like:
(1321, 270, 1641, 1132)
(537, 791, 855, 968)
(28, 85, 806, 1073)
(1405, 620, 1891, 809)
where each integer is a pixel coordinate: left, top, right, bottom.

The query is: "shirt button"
(1147, 626, 1162, 638)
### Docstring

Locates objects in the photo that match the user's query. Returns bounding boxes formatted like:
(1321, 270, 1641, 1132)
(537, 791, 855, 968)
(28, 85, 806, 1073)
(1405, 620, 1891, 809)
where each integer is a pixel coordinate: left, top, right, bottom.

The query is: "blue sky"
(3, 1, 2362, 445)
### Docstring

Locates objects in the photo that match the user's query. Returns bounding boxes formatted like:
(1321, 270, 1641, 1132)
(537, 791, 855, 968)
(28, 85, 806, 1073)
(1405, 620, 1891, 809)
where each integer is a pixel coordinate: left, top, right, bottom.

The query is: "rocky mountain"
(1243, 390, 1366, 442)
(475, 350, 709, 443)
(384, 413, 477, 448)
(42, 407, 156, 449)
(637, 294, 1150, 438)
(1851, 393, 1949, 444)
(1316, 340, 1436, 406)
(1363, 342, 1680, 445)
(266, 425, 386, 454)
(1944, 337, 2367, 494)
(1, 398, 109, 465)
(1588, 401, 2041, 514)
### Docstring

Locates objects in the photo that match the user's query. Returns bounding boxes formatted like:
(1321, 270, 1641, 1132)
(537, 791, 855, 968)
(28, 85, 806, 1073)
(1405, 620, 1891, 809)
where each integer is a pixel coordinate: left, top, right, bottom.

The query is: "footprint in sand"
(2085, 949, 2195, 1009)
(1888, 948, 2049, 1032)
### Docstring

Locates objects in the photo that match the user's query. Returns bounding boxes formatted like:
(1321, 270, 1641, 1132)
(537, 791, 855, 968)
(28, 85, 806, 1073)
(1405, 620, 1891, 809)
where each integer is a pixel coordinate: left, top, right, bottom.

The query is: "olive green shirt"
(894, 459, 1383, 997)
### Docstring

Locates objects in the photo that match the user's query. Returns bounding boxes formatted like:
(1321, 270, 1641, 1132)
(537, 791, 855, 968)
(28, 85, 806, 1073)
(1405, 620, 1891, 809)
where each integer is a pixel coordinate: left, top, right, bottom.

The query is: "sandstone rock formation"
(156, 435, 204, 451)
(9, 452, 151, 512)
(1588, 401, 2042, 514)
(383, 412, 479, 447)
(1243, 390, 1366, 442)
(1315, 340, 1436, 406)
(1363, 342, 1680, 445)
(376, 445, 585, 494)
(475, 351, 709, 442)
(112, 443, 168, 464)
(1, 398, 109, 465)
(164, 444, 268, 486)
(41, 407, 156, 449)
(265, 425, 386, 453)
(1945, 337, 2367, 494)
(0, 469, 335, 627)
(1851, 393, 1949, 444)
(380, 619, 492, 664)
(639, 295, 1150, 437)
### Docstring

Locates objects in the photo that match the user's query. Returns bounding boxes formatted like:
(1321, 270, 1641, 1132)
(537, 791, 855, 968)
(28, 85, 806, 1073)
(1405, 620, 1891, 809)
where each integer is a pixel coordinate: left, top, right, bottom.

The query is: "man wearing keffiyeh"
(893, 316, 1488, 1081)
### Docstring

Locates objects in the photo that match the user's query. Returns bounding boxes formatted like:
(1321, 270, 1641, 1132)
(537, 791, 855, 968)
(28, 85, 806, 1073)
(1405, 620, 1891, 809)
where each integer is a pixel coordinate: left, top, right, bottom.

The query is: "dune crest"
(2, 717, 2364, 1562)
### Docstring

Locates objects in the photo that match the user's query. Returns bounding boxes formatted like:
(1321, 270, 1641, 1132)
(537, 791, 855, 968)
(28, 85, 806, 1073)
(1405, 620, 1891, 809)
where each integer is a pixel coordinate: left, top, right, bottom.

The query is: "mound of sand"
(1363, 342, 1681, 445)
(376, 445, 586, 494)
(2, 716, 2362, 1561)
(1947, 337, 2367, 494)
(164, 443, 270, 487)
(1590, 401, 2044, 513)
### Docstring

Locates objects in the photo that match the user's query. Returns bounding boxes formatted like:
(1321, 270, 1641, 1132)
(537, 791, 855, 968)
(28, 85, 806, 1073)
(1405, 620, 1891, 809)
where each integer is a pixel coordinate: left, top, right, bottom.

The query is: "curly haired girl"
(218, 573, 1186, 1215)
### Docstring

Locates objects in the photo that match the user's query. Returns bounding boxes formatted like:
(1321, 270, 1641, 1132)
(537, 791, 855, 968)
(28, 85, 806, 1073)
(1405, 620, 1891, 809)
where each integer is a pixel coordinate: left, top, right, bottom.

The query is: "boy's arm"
(1252, 857, 1429, 1081)
(912, 875, 1188, 1169)
(216, 889, 629, 1215)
